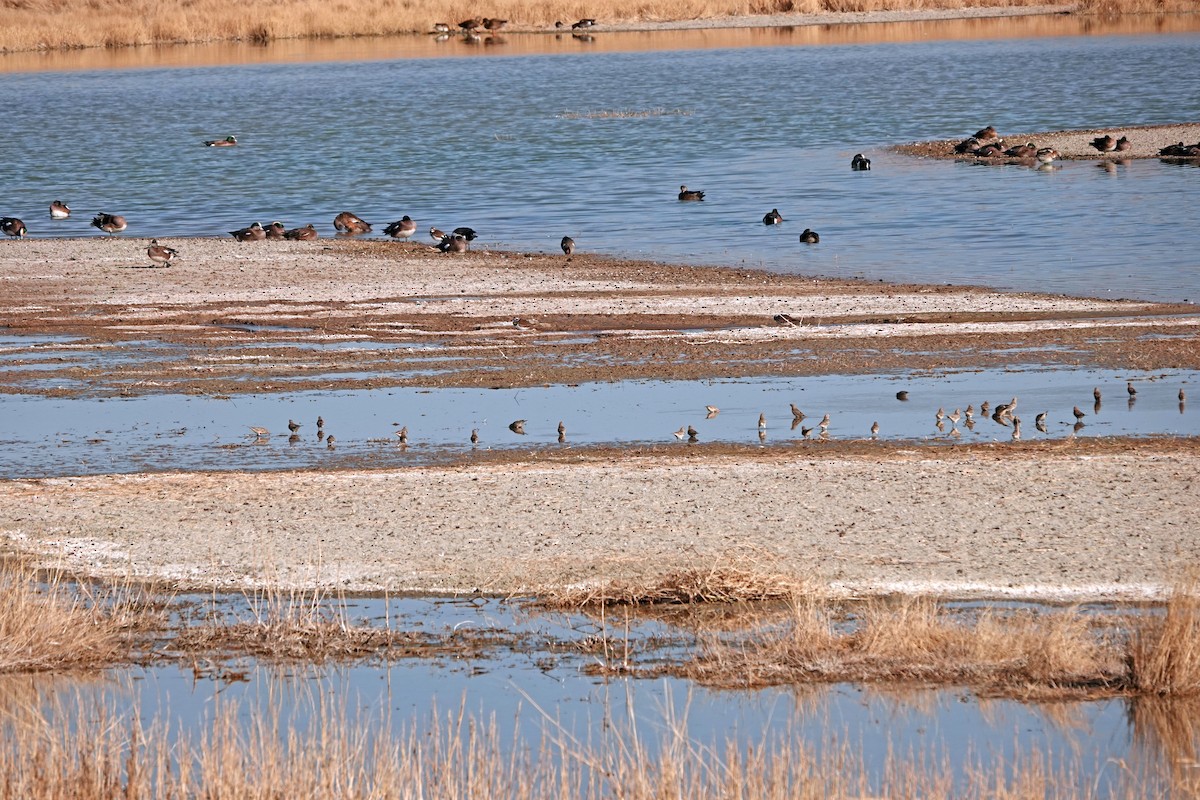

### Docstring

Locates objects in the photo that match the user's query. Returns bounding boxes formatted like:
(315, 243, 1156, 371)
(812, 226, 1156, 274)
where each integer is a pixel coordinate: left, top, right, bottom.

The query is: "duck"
(333, 211, 371, 234)
(678, 185, 705, 201)
(284, 223, 318, 240)
(204, 135, 237, 147)
(229, 221, 266, 241)
(1, 217, 27, 237)
(953, 137, 980, 154)
(850, 153, 871, 170)
(458, 17, 483, 31)
(1159, 142, 1189, 157)
(264, 221, 287, 239)
(762, 208, 783, 225)
(1035, 147, 1059, 165)
(972, 125, 998, 141)
(452, 226, 478, 241)
(429, 226, 447, 241)
(1090, 134, 1116, 152)
(383, 216, 417, 239)
(146, 239, 178, 267)
(973, 143, 1006, 158)
(1004, 141, 1037, 158)
(571, 18, 597, 28)
(482, 17, 507, 29)
(1114, 135, 1132, 152)
(561, 236, 575, 255)
(799, 228, 820, 244)
(438, 234, 469, 253)
(91, 213, 127, 234)
(432, 22, 451, 32)
(49, 200, 71, 219)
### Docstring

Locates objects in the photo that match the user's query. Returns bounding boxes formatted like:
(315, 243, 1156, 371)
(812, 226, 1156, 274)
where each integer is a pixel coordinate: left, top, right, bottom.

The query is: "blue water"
(5, 32, 1200, 301)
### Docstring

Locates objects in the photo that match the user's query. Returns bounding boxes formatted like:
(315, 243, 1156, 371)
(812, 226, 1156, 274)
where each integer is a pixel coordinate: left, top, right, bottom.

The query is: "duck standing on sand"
(146, 239, 178, 267)
(678, 185, 705, 201)
(1, 217, 27, 237)
(91, 212, 127, 234)
(49, 200, 71, 219)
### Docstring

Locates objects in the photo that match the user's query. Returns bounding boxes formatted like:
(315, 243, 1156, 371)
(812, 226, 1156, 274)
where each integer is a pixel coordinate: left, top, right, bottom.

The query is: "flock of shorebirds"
(245, 381, 1187, 450)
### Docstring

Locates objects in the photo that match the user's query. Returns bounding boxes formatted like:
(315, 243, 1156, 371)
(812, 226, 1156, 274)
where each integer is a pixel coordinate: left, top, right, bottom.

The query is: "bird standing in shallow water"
(790, 404, 805, 420)
(758, 413, 767, 430)
(678, 185, 705, 201)
(146, 239, 177, 267)
(1127, 381, 1137, 397)
(397, 426, 408, 444)
(333, 211, 371, 234)
(509, 419, 526, 434)
(673, 426, 686, 440)
(561, 236, 575, 256)
(1073, 406, 1086, 421)
(471, 429, 479, 444)
(248, 426, 269, 439)
(870, 421, 879, 437)
(288, 419, 301, 433)
(383, 216, 417, 239)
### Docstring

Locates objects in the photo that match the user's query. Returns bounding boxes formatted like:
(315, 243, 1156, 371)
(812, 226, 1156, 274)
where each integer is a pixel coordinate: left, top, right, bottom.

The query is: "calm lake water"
(4, 27, 1200, 302)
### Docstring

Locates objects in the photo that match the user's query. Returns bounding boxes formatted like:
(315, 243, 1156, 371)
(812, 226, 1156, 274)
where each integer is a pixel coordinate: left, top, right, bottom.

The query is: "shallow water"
(9, 593, 1192, 796)
(3, 366, 1194, 479)
(4, 29, 1200, 302)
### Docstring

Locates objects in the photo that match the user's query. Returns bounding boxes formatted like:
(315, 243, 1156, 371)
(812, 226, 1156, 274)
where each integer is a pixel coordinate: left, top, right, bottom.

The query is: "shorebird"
(561, 236, 575, 256)
(383, 216, 418, 239)
(333, 211, 371, 234)
(432, 22, 450, 32)
(458, 17, 483, 31)
(818, 413, 830, 431)
(1035, 411, 1047, 430)
(91, 213, 127, 234)
(230, 221, 265, 241)
(678, 185, 705, 201)
(471, 428, 479, 444)
(965, 404, 975, 420)
(1094, 387, 1102, 402)
(288, 419, 301, 433)
(49, 201, 71, 219)
(980, 400, 991, 416)
(1, 217, 27, 238)
(1127, 381, 1137, 397)
(851, 153, 871, 171)
(1011, 418, 1022, 441)
(248, 426, 269, 439)
(948, 408, 961, 426)
(146, 239, 177, 267)
(204, 135, 237, 147)
(1181, 388, 1187, 403)
(557, 421, 565, 438)
(705, 405, 720, 417)
(687, 425, 699, 440)
(935, 407, 945, 422)
(763, 208, 783, 225)
(801, 425, 814, 439)
(1073, 406, 1086, 421)
(790, 404, 805, 420)
(758, 413, 767, 430)
(429, 226, 447, 241)
(284, 224, 318, 240)
(317, 416, 324, 429)
(799, 228, 820, 244)
(673, 426, 686, 440)
(396, 426, 408, 444)
(1091, 134, 1117, 152)
(264, 221, 287, 239)
(896, 391, 909, 402)
(509, 419, 526, 434)
(326, 435, 336, 448)
(870, 421, 879, 437)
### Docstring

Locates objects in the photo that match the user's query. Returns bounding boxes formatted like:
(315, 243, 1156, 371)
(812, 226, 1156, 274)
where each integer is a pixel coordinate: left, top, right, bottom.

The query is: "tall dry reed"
(1127, 581, 1200, 696)
(3, 0, 1198, 52)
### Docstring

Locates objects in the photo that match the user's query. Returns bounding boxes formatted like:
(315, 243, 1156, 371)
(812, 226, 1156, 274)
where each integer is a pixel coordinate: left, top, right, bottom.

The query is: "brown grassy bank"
(1, 0, 1197, 53)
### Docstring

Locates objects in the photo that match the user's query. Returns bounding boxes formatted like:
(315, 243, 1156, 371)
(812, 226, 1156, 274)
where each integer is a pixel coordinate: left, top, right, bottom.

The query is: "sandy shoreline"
(2, 221, 1198, 600)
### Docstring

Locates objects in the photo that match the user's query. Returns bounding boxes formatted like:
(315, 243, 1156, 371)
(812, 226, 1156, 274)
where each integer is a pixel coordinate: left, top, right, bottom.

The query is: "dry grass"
(2, 0, 1199, 52)
(1127, 578, 1200, 696)
(0, 561, 159, 674)
(1, 685, 1193, 799)
(538, 563, 811, 608)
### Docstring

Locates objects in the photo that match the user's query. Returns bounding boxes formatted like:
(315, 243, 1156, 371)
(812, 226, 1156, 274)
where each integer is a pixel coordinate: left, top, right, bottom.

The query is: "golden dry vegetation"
(1, 0, 1198, 52)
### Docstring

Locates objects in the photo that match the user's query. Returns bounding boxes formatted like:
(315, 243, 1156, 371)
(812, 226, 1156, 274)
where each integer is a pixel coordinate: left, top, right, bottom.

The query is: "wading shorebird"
(288, 419, 302, 433)
(790, 404, 805, 420)
(470, 429, 479, 444)
(1073, 406, 1086, 421)
(870, 421, 879, 437)
(49, 201, 71, 219)
(396, 426, 408, 444)
(146, 239, 177, 268)
(248, 426, 269, 439)
(508, 419, 526, 434)
(1127, 381, 1137, 397)
(758, 413, 767, 430)
(561, 236, 575, 256)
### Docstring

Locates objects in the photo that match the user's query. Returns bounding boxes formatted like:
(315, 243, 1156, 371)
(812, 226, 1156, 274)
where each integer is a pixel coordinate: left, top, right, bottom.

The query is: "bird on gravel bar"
(429, 226, 447, 241)
(1, 217, 27, 238)
(383, 216, 418, 239)
(146, 239, 177, 268)
(561, 236, 575, 256)
(284, 223, 318, 241)
(230, 221, 265, 241)
(973, 126, 998, 141)
(264, 221, 286, 239)
(438, 234, 469, 253)
(1091, 134, 1117, 152)
(452, 227, 478, 241)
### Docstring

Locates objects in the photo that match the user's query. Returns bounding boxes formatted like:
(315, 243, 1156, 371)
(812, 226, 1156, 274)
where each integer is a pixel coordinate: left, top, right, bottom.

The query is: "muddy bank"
(896, 122, 1200, 161)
